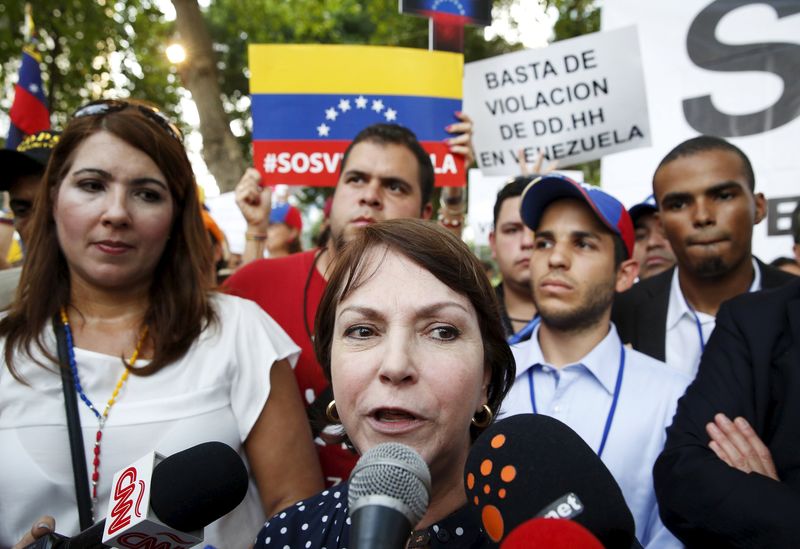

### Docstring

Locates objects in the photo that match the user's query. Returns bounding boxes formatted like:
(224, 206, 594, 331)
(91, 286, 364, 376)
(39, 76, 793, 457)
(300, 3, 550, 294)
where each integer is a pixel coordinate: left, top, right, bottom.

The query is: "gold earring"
(325, 400, 341, 424)
(471, 404, 493, 428)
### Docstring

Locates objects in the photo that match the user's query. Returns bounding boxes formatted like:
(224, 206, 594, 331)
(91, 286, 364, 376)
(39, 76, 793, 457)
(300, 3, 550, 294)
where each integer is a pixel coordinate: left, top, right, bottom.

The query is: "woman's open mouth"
(368, 408, 423, 433)
(374, 408, 418, 422)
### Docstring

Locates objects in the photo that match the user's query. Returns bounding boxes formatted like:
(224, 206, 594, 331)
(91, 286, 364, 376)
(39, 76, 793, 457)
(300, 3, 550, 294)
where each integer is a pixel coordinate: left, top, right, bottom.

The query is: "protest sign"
(249, 44, 464, 186)
(463, 26, 650, 175)
(602, 1, 800, 261)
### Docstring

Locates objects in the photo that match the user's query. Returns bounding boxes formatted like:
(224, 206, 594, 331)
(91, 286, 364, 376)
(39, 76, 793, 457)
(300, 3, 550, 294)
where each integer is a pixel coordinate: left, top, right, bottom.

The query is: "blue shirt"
(499, 323, 690, 549)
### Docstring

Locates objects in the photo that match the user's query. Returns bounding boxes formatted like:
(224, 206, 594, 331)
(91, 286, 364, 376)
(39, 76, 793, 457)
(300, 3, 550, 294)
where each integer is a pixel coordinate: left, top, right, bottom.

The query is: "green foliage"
(0, 0, 599, 188)
(0, 1, 181, 138)
(545, 0, 601, 42)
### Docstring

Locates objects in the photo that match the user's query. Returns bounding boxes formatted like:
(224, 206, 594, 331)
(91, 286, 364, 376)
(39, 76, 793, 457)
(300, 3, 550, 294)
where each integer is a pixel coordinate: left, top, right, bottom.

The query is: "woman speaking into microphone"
(255, 219, 516, 548)
(0, 100, 323, 548)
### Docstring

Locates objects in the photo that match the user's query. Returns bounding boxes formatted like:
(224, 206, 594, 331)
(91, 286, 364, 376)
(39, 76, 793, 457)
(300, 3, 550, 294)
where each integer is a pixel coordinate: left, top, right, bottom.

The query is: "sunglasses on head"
(72, 99, 184, 143)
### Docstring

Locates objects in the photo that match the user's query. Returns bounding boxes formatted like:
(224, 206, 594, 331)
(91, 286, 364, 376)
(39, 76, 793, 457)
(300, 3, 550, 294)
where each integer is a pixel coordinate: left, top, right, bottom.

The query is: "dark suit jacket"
(652, 278, 800, 547)
(611, 258, 796, 361)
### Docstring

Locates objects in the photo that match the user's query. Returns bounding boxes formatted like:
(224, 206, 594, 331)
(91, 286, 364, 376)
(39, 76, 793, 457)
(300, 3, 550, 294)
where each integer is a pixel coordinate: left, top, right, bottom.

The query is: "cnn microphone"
(347, 442, 431, 549)
(501, 518, 604, 549)
(464, 414, 637, 549)
(27, 441, 248, 549)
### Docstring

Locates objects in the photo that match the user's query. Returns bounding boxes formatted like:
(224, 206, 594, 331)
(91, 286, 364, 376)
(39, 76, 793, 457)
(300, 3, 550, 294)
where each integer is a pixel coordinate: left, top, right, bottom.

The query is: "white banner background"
(601, 1, 800, 262)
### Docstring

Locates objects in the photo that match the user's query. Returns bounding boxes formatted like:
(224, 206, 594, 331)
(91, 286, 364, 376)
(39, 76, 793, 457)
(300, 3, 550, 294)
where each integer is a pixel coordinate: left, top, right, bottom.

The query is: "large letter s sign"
(684, 0, 800, 137)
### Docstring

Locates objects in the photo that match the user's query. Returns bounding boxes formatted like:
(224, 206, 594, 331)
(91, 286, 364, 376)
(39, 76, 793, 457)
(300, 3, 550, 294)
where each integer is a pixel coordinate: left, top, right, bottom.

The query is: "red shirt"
(225, 250, 358, 485)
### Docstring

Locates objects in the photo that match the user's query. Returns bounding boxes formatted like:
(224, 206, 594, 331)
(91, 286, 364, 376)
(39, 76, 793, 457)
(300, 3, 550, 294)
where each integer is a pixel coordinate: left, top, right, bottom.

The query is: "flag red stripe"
(253, 140, 464, 187)
(9, 85, 50, 135)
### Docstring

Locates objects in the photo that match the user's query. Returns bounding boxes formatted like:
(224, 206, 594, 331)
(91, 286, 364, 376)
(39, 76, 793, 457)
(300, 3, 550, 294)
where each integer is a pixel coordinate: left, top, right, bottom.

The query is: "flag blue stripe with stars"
(251, 93, 460, 141)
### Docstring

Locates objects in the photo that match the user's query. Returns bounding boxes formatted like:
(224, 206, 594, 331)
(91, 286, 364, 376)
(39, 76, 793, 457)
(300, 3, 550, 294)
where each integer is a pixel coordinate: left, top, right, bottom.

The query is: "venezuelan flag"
(7, 47, 50, 150)
(249, 45, 464, 186)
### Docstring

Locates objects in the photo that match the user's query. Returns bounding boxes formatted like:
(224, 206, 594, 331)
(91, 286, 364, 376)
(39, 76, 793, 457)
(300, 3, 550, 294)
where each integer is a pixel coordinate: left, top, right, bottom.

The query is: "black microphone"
(464, 414, 637, 549)
(27, 441, 248, 549)
(347, 442, 431, 549)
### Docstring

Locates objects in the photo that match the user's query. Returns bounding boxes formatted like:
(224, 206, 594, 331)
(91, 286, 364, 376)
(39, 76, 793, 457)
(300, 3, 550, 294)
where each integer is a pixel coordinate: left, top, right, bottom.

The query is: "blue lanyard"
(526, 344, 626, 459)
(683, 297, 707, 354)
(680, 265, 758, 354)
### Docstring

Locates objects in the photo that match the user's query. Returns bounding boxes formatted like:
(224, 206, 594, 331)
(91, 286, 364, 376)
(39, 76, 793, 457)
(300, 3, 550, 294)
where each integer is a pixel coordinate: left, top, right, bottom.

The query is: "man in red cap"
(499, 175, 689, 548)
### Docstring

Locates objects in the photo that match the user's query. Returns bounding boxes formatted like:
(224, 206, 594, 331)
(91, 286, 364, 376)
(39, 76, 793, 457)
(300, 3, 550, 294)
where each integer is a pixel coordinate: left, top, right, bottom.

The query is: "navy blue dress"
(254, 481, 490, 548)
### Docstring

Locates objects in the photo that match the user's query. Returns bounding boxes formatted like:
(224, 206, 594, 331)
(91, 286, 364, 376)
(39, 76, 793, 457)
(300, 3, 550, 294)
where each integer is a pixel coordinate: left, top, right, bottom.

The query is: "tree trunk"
(171, 0, 246, 193)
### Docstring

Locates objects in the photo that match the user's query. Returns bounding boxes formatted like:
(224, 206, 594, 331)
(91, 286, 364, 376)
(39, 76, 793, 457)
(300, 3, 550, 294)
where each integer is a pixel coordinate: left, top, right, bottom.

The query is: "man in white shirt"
(612, 136, 795, 377)
(499, 175, 690, 548)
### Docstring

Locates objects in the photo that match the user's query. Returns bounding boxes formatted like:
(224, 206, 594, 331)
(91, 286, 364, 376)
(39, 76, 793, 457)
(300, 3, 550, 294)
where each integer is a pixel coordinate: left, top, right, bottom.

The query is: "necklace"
(682, 294, 708, 354)
(302, 248, 325, 342)
(59, 307, 148, 517)
(508, 316, 531, 324)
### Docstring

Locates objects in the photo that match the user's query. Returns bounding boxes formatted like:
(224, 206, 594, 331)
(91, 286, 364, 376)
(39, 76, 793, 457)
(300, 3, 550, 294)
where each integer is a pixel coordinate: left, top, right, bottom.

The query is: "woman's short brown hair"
(1, 100, 216, 379)
(314, 219, 516, 439)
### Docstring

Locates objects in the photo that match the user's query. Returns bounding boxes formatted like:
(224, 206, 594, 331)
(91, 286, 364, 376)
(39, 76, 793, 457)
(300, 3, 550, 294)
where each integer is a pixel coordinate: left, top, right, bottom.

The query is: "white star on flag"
(325, 108, 338, 121)
(384, 108, 397, 122)
(29, 83, 39, 93)
(338, 99, 351, 112)
(317, 123, 330, 137)
(371, 99, 384, 113)
(355, 96, 368, 109)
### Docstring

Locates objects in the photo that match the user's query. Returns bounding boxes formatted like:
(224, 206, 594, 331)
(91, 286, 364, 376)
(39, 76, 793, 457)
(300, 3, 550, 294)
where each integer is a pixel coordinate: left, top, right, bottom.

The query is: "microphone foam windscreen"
(464, 414, 635, 548)
(348, 442, 431, 525)
(501, 518, 604, 549)
(150, 441, 249, 532)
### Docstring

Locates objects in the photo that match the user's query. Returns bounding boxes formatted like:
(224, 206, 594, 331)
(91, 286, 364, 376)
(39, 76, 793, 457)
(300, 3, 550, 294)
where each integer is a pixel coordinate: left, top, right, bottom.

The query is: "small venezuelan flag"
(249, 44, 464, 186)
(6, 7, 50, 150)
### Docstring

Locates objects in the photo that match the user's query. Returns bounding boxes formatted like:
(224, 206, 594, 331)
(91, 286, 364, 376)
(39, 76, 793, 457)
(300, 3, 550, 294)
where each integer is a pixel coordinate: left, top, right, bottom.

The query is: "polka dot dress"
(254, 481, 490, 548)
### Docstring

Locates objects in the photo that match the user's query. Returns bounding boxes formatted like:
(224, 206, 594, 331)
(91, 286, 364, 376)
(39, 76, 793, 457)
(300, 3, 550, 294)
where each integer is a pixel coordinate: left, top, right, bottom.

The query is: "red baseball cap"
(270, 203, 303, 232)
(520, 175, 635, 259)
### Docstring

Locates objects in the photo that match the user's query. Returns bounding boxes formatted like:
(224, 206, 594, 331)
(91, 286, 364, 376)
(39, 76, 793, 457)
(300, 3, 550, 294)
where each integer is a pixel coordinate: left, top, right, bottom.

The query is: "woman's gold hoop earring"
(325, 400, 341, 424)
(471, 404, 493, 428)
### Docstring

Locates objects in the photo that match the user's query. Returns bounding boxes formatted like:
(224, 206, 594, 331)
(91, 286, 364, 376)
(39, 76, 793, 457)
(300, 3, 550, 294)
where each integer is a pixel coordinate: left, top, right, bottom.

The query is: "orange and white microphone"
(464, 414, 638, 549)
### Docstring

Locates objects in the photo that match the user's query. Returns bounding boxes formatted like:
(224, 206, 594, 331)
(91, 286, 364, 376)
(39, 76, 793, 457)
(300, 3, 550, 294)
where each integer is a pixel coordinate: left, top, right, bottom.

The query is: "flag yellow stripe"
(23, 45, 42, 62)
(249, 45, 462, 98)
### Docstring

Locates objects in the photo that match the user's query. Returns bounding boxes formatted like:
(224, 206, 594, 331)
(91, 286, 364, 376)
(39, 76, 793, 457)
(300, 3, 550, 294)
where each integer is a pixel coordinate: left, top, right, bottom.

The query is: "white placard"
(467, 169, 584, 247)
(601, 1, 800, 262)
(464, 26, 651, 175)
(205, 192, 248, 255)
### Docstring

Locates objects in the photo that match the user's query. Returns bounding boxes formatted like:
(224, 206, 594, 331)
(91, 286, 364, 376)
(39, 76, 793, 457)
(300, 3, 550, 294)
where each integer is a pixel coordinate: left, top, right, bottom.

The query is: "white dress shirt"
(500, 323, 691, 549)
(665, 258, 761, 378)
